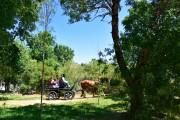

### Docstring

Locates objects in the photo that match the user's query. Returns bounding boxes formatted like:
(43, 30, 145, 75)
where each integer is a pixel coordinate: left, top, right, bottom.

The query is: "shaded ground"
(0, 95, 129, 120)
(0, 104, 128, 120)
(1, 94, 177, 120)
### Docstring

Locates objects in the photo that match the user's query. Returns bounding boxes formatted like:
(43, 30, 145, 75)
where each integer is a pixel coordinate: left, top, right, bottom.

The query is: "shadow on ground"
(0, 102, 129, 120)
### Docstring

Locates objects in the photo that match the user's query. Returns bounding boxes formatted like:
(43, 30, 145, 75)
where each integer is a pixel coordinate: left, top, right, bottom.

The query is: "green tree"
(60, 0, 180, 119)
(20, 57, 59, 92)
(38, 0, 56, 105)
(0, 41, 27, 92)
(27, 31, 55, 61)
(0, 0, 41, 91)
(121, 0, 180, 118)
(59, 0, 136, 117)
(0, 0, 41, 44)
(54, 44, 74, 65)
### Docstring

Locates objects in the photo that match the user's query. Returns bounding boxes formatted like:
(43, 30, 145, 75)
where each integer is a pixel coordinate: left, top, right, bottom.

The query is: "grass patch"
(0, 94, 40, 100)
(0, 96, 129, 120)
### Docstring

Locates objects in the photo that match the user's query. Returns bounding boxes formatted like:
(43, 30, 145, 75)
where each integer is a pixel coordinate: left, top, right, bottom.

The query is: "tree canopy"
(60, 0, 180, 119)
(0, 0, 41, 44)
(0, 0, 179, 119)
(27, 31, 55, 61)
(54, 44, 74, 64)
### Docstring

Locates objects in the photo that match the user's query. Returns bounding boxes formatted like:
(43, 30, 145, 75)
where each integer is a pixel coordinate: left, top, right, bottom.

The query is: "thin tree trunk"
(5, 79, 10, 92)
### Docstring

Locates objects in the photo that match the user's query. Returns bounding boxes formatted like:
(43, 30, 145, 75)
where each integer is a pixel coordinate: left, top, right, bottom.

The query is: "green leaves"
(60, 0, 112, 23)
(121, 0, 180, 117)
(27, 31, 55, 61)
(54, 44, 74, 64)
(0, 41, 27, 88)
(0, 0, 41, 42)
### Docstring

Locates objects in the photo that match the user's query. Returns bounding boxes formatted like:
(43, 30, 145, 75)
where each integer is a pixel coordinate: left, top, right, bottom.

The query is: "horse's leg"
(83, 90, 86, 98)
(81, 89, 86, 98)
(93, 87, 98, 97)
(81, 89, 84, 97)
(92, 88, 95, 97)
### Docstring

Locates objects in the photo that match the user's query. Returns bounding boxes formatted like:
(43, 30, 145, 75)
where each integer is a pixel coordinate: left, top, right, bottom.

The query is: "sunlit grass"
(0, 96, 129, 120)
(0, 93, 40, 100)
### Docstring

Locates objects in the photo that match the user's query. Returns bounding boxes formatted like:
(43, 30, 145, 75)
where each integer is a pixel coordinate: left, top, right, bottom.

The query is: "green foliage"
(21, 60, 41, 91)
(0, 0, 76, 93)
(0, 41, 25, 90)
(60, 0, 179, 118)
(121, 0, 180, 118)
(56, 59, 125, 93)
(110, 79, 121, 86)
(27, 31, 55, 61)
(0, 43, 20, 73)
(60, 0, 112, 23)
(6, 33, 75, 92)
(54, 44, 74, 64)
(20, 58, 59, 91)
(0, 0, 41, 43)
(19, 84, 30, 94)
(0, 0, 42, 91)
(79, 59, 117, 80)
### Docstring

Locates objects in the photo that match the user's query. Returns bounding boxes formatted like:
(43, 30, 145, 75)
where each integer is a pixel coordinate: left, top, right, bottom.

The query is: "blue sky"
(42, 1, 129, 64)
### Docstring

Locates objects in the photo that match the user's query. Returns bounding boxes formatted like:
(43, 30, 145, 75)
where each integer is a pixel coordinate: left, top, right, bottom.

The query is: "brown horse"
(80, 80, 100, 98)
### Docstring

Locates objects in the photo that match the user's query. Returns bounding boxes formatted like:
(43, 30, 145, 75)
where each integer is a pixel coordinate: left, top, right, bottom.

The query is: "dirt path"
(0, 94, 97, 107)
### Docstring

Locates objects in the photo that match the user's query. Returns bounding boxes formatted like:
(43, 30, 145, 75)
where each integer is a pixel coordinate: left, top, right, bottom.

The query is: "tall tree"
(121, 0, 180, 118)
(0, 0, 41, 44)
(0, 0, 41, 91)
(60, 0, 180, 119)
(0, 41, 25, 92)
(38, 0, 56, 107)
(59, 0, 134, 116)
(39, 0, 56, 31)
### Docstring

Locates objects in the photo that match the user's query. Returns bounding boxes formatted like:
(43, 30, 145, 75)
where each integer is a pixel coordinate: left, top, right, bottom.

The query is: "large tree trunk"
(111, 0, 131, 85)
(129, 80, 143, 119)
(111, 0, 144, 119)
(111, 0, 169, 119)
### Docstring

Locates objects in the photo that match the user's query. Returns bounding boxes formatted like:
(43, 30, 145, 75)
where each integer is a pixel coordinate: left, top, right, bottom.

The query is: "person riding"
(50, 77, 59, 88)
(59, 74, 70, 88)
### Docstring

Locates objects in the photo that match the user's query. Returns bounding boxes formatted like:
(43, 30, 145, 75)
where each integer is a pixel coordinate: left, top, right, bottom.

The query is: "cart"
(46, 80, 77, 100)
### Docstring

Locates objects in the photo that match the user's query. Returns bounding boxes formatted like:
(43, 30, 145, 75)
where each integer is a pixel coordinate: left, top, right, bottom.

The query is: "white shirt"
(62, 77, 70, 87)
(62, 77, 68, 83)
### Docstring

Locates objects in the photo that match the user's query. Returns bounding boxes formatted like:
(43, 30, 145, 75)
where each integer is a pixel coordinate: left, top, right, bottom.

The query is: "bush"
(110, 79, 121, 86)
(19, 84, 35, 95)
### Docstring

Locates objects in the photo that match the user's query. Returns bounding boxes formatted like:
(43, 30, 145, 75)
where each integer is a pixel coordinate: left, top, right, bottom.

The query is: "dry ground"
(0, 93, 98, 107)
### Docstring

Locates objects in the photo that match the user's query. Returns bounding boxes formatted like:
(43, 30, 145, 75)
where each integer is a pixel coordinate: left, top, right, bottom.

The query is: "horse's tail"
(73, 80, 82, 92)
(69, 80, 81, 91)
(75, 79, 82, 86)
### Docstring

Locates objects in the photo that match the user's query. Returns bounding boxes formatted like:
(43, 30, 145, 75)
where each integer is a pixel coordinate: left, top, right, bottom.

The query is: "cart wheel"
(48, 92, 57, 100)
(64, 91, 75, 100)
